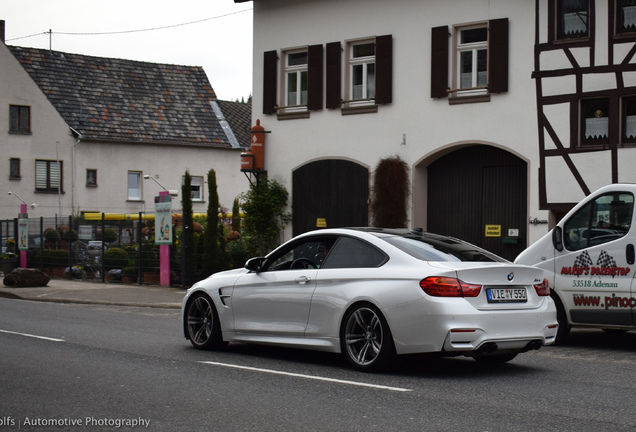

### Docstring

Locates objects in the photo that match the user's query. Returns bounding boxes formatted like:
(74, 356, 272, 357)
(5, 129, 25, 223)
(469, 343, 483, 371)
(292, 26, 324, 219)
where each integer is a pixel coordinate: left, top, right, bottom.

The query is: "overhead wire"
(5, 8, 252, 42)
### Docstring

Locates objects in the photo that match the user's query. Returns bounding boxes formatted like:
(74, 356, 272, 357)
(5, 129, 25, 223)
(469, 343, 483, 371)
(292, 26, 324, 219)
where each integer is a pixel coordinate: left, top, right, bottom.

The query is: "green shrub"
(34, 248, 70, 267)
(104, 247, 129, 270)
(97, 228, 118, 243)
(227, 238, 250, 269)
(370, 156, 410, 228)
(121, 266, 137, 276)
(44, 229, 61, 242)
(58, 228, 78, 242)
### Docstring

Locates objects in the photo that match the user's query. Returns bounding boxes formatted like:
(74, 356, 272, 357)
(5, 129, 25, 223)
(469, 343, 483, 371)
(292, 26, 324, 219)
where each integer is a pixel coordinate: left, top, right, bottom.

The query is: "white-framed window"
(35, 159, 62, 192)
(349, 40, 375, 102)
(190, 176, 204, 201)
(284, 50, 308, 107)
(127, 171, 142, 200)
(456, 25, 488, 92)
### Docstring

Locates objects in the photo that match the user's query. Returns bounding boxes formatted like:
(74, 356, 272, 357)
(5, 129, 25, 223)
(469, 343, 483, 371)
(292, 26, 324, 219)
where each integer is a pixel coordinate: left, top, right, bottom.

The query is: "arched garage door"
(427, 145, 527, 260)
(293, 160, 368, 236)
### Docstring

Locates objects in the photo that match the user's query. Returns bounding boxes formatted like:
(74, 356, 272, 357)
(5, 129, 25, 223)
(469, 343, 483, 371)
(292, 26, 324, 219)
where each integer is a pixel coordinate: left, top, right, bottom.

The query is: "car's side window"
(564, 192, 634, 251)
(322, 236, 387, 269)
(267, 238, 337, 270)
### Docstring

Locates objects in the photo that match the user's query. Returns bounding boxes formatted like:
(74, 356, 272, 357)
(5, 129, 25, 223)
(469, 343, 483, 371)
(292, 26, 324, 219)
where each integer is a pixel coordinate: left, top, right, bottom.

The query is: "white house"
(1, 20, 250, 225)
(238, 0, 636, 260)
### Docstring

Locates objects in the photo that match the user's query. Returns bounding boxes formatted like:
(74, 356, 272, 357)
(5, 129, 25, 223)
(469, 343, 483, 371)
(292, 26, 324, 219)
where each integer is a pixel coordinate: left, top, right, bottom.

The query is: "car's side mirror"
(245, 257, 266, 272)
(552, 226, 563, 252)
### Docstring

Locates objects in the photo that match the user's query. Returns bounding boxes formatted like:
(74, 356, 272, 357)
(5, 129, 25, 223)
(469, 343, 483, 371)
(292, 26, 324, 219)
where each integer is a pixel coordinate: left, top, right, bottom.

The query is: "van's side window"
(564, 193, 634, 251)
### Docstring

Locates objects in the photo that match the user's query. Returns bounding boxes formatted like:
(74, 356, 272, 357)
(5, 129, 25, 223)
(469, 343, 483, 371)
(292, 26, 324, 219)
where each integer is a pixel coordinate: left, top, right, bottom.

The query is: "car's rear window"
(381, 235, 506, 262)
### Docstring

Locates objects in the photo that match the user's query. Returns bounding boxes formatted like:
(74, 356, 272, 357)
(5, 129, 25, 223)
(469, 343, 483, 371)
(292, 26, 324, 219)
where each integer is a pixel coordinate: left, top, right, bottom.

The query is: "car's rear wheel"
(341, 304, 395, 372)
(185, 293, 226, 350)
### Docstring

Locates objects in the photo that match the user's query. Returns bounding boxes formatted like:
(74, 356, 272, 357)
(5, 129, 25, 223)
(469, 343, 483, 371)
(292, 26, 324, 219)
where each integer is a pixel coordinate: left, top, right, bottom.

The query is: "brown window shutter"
(263, 50, 278, 114)
(307, 44, 323, 110)
(375, 35, 393, 104)
(431, 26, 449, 98)
(326, 42, 342, 109)
(488, 18, 509, 93)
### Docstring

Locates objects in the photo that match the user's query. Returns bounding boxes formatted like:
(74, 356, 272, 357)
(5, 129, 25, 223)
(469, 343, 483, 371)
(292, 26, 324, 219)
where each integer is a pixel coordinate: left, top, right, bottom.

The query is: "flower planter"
(122, 275, 137, 284)
(143, 272, 160, 284)
(2, 258, 18, 275)
(52, 267, 67, 278)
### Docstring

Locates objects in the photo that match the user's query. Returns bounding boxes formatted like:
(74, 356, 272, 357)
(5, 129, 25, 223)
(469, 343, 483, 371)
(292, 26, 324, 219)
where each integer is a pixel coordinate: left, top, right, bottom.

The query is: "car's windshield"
(381, 234, 506, 262)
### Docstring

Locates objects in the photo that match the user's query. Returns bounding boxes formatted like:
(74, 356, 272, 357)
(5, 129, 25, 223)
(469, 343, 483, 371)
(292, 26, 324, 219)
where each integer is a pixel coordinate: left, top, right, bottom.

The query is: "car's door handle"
(295, 276, 311, 284)
(627, 244, 635, 265)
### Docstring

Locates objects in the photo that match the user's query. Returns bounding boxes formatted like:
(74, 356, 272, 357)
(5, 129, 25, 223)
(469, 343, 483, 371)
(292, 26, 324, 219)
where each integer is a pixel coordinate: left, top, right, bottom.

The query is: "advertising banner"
(18, 216, 28, 251)
(154, 195, 172, 245)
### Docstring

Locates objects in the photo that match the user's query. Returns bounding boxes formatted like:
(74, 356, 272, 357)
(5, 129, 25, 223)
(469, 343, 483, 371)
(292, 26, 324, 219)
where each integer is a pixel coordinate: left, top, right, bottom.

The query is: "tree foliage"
(204, 169, 220, 271)
(240, 178, 291, 256)
(370, 155, 410, 228)
(182, 170, 195, 273)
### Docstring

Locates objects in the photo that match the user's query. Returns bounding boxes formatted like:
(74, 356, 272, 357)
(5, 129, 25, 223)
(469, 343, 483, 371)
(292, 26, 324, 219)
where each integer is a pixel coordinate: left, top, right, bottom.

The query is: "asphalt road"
(1, 298, 635, 431)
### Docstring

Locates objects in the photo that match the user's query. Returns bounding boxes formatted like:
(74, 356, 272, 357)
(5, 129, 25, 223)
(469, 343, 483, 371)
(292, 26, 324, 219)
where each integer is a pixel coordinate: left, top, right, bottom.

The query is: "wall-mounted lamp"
(143, 175, 178, 196)
(7, 191, 26, 204)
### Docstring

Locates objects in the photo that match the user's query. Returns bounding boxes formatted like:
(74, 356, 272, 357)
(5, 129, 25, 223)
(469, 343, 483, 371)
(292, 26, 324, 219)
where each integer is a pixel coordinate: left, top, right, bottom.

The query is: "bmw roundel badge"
(507, 272, 514, 282)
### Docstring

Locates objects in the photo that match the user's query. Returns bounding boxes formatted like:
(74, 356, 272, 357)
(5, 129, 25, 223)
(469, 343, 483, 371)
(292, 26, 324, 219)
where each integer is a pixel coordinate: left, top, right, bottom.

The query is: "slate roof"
(217, 100, 252, 147)
(9, 45, 244, 149)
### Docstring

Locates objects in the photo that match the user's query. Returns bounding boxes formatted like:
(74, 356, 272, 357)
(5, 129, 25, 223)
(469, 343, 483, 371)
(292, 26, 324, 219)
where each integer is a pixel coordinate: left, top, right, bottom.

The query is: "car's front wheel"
(341, 303, 395, 372)
(185, 293, 226, 350)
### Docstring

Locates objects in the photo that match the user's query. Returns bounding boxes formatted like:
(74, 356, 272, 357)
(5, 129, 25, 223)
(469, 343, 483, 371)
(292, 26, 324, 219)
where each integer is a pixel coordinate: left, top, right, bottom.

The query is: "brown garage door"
(293, 160, 369, 236)
(427, 145, 527, 260)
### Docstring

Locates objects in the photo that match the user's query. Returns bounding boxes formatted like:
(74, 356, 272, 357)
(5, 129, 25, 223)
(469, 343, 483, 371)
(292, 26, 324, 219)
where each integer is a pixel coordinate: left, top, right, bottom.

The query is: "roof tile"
(9, 46, 250, 148)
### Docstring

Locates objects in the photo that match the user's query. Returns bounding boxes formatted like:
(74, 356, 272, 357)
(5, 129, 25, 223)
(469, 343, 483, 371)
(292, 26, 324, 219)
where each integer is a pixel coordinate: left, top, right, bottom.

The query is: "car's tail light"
(420, 277, 482, 297)
(534, 278, 550, 296)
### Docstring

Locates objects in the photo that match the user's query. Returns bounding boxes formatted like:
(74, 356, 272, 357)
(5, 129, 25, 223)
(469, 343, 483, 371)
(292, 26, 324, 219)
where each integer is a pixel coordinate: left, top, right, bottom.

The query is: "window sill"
(9, 177, 21, 181)
(9, 131, 32, 135)
(277, 110, 310, 121)
(35, 190, 65, 194)
(126, 199, 144, 203)
(341, 104, 378, 115)
(86, 184, 98, 188)
(448, 93, 491, 105)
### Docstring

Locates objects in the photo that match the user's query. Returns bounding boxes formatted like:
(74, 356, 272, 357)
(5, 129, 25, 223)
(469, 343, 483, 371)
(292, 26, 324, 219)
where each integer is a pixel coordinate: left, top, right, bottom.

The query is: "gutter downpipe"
(69, 127, 83, 214)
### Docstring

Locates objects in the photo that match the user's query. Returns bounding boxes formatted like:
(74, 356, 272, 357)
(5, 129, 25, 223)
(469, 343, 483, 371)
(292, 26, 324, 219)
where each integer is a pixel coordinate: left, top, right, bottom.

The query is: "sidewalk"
(0, 277, 186, 309)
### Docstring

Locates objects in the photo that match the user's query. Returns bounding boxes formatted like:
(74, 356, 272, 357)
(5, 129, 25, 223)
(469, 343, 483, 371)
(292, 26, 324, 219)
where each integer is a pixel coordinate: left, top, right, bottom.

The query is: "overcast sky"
(2, 0, 253, 102)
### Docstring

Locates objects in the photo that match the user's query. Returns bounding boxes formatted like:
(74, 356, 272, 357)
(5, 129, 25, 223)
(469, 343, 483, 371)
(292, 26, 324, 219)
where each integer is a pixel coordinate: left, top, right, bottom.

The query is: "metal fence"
(1, 214, 187, 287)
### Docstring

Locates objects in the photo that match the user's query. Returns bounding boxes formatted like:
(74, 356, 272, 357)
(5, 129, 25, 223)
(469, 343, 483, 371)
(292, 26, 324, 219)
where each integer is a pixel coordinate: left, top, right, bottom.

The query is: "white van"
(515, 184, 636, 342)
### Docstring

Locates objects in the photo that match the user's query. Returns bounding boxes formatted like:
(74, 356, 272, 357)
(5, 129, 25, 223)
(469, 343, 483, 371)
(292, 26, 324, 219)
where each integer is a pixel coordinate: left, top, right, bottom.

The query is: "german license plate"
(486, 287, 527, 303)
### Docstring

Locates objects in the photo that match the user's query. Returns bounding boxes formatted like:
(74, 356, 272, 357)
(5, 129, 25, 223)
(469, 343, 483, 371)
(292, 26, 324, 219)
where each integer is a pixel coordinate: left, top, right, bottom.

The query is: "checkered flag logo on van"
(596, 250, 616, 268)
(573, 250, 593, 269)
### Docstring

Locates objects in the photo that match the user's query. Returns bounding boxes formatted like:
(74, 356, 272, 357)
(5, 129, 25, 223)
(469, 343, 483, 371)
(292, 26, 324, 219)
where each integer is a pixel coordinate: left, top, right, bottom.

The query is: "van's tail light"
(534, 278, 550, 296)
(420, 277, 482, 298)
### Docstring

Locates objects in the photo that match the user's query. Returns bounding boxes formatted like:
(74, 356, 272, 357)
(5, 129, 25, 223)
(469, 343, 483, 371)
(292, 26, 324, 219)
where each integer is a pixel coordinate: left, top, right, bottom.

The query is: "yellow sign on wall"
(485, 225, 501, 237)
(316, 218, 327, 228)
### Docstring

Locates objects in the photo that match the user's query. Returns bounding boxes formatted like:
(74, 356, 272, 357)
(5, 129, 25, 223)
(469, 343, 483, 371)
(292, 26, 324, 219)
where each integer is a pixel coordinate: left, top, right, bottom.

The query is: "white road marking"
(200, 361, 412, 392)
(0, 329, 65, 342)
